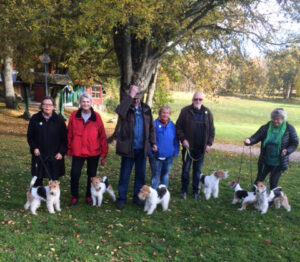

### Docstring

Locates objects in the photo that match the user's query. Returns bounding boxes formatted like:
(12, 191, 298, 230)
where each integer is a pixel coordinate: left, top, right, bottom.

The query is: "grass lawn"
(1, 104, 300, 261)
(100, 92, 300, 148)
(168, 92, 300, 146)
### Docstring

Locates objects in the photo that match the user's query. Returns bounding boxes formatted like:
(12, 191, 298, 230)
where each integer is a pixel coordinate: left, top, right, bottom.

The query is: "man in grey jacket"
(115, 85, 157, 210)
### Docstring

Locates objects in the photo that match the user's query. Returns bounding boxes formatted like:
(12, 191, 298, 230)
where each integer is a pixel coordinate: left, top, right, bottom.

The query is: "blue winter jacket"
(149, 118, 179, 158)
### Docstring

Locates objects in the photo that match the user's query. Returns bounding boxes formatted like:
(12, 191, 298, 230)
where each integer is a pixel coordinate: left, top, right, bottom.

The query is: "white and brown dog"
(138, 185, 170, 215)
(90, 176, 116, 207)
(229, 180, 257, 210)
(199, 170, 229, 200)
(24, 176, 61, 215)
(255, 181, 291, 214)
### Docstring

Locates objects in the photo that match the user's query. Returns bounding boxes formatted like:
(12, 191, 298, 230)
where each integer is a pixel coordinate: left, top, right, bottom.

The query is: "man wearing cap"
(115, 85, 157, 210)
(244, 108, 298, 189)
(176, 91, 215, 200)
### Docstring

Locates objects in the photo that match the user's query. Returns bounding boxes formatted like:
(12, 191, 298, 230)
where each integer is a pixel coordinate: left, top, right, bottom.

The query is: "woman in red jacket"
(67, 93, 108, 206)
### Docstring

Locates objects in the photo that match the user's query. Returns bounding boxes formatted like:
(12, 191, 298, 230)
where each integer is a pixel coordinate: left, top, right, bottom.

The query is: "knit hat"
(270, 108, 287, 121)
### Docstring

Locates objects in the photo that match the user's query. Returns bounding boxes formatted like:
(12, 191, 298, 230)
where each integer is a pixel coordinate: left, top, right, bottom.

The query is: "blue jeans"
(181, 148, 204, 194)
(149, 157, 174, 189)
(117, 149, 146, 203)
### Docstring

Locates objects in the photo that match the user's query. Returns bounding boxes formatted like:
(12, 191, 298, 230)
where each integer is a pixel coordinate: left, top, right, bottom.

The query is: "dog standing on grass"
(90, 176, 116, 207)
(254, 181, 291, 214)
(138, 185, 170, 215)
(24, 176, 61, 215)
(199, 170, 229, 200)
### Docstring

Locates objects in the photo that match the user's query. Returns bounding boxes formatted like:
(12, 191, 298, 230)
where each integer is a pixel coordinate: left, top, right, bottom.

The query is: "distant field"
(165, 92, 300, 147)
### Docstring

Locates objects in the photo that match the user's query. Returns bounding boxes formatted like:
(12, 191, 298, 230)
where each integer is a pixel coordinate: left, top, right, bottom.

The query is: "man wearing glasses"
(176, 92, 215, 200)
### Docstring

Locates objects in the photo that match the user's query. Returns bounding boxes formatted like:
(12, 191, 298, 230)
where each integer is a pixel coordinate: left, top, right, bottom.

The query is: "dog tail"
(29, 176, 38, 189)
(102, 176, 109, 188)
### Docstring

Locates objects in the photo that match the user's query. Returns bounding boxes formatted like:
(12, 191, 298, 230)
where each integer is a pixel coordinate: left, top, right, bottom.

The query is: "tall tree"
(86, 0, 298, 101)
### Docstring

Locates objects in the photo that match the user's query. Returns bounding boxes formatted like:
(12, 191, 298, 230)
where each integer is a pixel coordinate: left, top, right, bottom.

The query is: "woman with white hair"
(149, 105, 179, 189)
(244, 108, 298, 189)
(67, 93, 108, 206)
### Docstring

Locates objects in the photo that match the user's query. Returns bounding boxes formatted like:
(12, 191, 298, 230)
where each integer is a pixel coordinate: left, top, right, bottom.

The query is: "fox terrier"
(138, 185, 170, 215)
(199, 170, 229, 200)
(24, 176, 61, 215)
(90, 176, 116, 207)
(254, 181, 291, 214)
(229, 180, 257, 211)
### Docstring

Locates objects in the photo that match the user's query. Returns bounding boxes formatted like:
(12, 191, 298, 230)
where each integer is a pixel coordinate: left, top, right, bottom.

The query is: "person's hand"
(34, 148, 40, 156)
(205, 145, 211, 154)
(100, 157, 106, 167)
(55, 153, 63, 160)
(182, 139, 189, 148)
(244, 138, 251, 146)
(281, 149, 287, 156)
(129, 85, 139, 98)
(152, 144, 158, 152)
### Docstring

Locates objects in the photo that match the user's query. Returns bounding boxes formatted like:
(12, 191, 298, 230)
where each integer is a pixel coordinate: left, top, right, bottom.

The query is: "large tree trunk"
(3, 48, 16, 109)
(146, 64, 160, 107)
(113, 26, 160, 102)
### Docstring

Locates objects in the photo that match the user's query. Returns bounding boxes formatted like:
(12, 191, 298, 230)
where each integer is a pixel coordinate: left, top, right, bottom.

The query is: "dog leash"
(184, 147, 203, 163)
(36, 154, 54, 180)
(249, 146, 253, 185)
(237, 145, 245, 182)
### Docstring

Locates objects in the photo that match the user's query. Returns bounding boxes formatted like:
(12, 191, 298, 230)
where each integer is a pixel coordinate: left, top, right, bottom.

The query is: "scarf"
(158, 118, 169, 126)
(262, 121, 287, 155)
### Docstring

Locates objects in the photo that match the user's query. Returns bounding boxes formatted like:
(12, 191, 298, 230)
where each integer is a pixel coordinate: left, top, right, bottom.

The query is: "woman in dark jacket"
(244, 108, 298, 189)
(27, 96, 67, 186)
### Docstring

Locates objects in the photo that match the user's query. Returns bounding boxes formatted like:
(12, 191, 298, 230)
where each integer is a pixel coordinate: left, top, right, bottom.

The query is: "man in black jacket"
(244, 108, 298, 189)
(176, 91, 215, 200)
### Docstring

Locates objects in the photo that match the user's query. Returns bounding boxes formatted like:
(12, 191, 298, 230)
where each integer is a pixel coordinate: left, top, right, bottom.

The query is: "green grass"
(1, 131, 300, 261)
(162, 92, 300, 146)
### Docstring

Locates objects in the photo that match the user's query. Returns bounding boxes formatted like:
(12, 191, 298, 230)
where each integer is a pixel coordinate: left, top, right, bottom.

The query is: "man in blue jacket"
(149, 105, 179, 189)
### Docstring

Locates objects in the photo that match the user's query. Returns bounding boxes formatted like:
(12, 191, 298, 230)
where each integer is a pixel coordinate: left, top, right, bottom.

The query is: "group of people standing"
(27, 85, 298, 211)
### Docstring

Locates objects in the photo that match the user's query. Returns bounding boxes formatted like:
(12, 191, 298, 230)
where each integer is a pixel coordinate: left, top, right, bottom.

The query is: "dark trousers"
(181, 148, 204, 194)
(70, 155, 100, 198)
(255, 164, 282, 189)
(117, 149, 146, 204)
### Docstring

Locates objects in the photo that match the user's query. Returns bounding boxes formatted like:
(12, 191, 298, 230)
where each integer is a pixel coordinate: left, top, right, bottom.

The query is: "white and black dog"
(24, 176, 61, 215)
(138, 185, 170, 215)
(229, 180, 257, 210)
(199, 170, 229, 200)
(254, 181, 291, 214)
(90, 176, 116, 207)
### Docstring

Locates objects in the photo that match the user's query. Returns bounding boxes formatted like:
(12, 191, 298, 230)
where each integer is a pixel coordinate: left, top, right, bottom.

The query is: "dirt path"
(212, 143, 300, 162)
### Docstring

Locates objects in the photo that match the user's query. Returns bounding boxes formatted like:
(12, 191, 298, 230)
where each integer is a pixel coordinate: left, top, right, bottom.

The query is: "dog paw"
(57, 208, 62, 212)
(237, 208, 244, 211)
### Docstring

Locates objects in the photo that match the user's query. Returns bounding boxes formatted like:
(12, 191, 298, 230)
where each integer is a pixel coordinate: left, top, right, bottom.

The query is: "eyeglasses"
(193, 98, 203, 101)
(42, 104, 54, 107)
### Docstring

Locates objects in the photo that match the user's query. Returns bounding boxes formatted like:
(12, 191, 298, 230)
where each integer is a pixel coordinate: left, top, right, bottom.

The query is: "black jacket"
(249, 121, 298, 171)
(115, 95, 156, 158)
(27, 111, 67, 179)
(176, 104, 215, 152)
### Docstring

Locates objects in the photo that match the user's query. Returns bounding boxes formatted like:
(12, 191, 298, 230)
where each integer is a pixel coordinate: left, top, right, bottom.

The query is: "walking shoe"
(180, 192, 187, 199)
(69, 197, 78, 207)
(133, 199, 144, 207)
(193, 193, 201, 200)
(116, 202, 125, 210)
(86, 197, 93, 206)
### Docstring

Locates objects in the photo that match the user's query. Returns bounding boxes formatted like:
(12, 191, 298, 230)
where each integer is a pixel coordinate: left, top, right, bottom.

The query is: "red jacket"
(67, 108, 108, 158)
